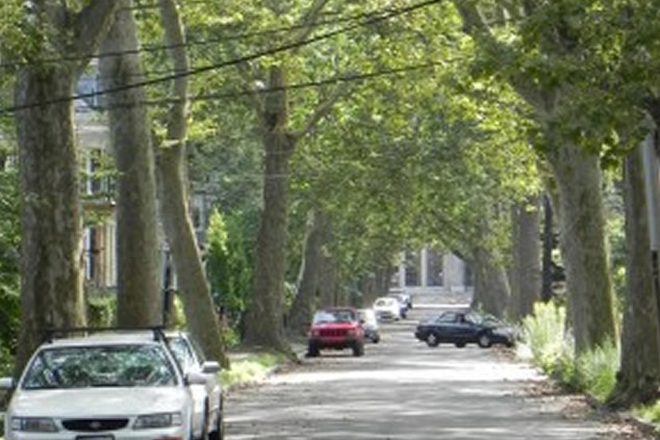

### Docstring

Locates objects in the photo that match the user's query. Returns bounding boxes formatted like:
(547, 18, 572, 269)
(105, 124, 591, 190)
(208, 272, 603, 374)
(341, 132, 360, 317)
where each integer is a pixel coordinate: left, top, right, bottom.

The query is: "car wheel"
(426, 333, 440, 347)
(455, 342, 466, 348)
(209, 397, 224, 440)
(306, 344, 320, 357)
(478, 333, 492, 348)
(353, 342, 365, 357)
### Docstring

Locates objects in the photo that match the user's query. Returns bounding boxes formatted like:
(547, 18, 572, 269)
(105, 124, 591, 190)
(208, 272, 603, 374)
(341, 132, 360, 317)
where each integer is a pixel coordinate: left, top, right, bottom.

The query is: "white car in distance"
(373, 297, 401, 321)
(0, 329, 219, 440)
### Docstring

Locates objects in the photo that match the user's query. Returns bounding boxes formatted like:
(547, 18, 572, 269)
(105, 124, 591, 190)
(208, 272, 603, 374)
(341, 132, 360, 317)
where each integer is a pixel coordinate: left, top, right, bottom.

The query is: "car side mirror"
(201, 361, 221, 374)
(0, 377, 16, 389)
(185, 371, 207, 386)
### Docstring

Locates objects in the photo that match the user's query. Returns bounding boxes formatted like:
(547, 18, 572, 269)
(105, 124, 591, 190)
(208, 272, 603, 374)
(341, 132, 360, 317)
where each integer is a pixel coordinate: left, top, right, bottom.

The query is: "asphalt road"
(225, 307, 642, 440)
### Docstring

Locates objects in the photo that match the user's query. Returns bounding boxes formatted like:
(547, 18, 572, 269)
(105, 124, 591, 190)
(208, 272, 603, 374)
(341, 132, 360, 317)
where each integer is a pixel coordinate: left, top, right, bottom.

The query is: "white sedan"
(373, 297, 401, 321)
(1, 329, 213, 440)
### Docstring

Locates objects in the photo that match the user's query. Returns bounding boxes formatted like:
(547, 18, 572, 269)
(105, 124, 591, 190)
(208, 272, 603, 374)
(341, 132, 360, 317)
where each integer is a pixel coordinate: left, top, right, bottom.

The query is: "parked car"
(0, 328, 220, 440)
(386, 294, 409, 318)
(388, 292, 413, 310)
(373, 297, 402, 321)
(414, 311, 515, 348)
(357, 308, 381, 343)
(166, 331, 224, 440)
(307, 308, 365, 357)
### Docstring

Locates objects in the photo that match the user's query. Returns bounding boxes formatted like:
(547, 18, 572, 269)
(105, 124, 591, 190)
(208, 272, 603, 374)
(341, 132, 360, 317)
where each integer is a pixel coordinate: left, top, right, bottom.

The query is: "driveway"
(225, 307, 650, 439)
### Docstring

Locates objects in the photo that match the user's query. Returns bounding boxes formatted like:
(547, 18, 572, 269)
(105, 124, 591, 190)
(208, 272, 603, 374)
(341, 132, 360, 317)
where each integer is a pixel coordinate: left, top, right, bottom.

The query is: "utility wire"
(1, 0, 442, 114)
(86, 62, 442, 111)
(0, 2, 421, 70)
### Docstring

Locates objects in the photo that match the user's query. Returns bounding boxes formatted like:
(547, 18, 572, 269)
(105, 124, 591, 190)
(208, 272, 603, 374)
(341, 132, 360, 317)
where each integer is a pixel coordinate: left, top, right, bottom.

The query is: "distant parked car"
(388, 292, 413, 310)
(357, 308, 380, 343)
(387, 294, 410, 318)
(307, 308, 365, 357)
(373, 297, 401, 321)
(414, 311, 515, 348)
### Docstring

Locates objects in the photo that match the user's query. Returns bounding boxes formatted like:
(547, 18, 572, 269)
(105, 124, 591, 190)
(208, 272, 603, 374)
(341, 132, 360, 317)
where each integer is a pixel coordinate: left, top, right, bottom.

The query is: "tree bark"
(155, 0, 228, 367)
(100, 2, 161, 327)
(319, 250, 338, 308)
(509, 198, 541, 320)
(287, 209, 324, 336)
(13, 0, 119, 373)
(471, 247, 510, 318)
(546, 143, 617, 353)
(243, 67, 294, 351)
(14, 69, 86, 370)
(608, 146, 660, 408)
(541, 194, 555, 302)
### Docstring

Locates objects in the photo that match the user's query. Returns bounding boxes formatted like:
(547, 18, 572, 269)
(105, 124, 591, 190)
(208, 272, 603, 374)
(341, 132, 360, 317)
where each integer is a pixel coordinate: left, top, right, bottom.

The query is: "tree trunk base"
(607, 377, 660, 409)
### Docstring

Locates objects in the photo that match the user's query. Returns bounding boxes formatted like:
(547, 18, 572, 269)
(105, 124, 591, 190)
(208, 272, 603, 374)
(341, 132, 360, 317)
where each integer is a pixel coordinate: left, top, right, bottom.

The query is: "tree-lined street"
(226, 308, 647, 439)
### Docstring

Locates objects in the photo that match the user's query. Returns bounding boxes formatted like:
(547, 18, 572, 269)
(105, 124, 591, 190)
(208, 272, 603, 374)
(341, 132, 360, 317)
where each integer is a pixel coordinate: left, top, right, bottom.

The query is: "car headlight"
(133, 412, 183, 429)
(11, 417, 59, 432)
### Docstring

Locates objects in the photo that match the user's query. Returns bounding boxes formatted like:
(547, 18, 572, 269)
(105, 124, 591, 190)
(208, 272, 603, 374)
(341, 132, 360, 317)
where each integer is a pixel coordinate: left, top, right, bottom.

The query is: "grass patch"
(222, 352, 286, 388)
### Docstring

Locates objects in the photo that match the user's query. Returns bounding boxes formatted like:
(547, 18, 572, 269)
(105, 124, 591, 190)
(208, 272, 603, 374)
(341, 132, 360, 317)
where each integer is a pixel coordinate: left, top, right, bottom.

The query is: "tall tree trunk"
(319, 251, 338, 308)
(471, 247, 510, 318)
(609, 145, 660, 407)
(375, 264, 393, 299)
(244, 67, 294, 351)
(541, 195, 555, 302)
(13, 0, 119, 373)
(14, 69, 85, 370)
(546, 143, 617, 353)
(100, 3, 161, 327)
(287, 209, 324, 336)
(155, 0, 228, 367)
(509, 198, 541, 320)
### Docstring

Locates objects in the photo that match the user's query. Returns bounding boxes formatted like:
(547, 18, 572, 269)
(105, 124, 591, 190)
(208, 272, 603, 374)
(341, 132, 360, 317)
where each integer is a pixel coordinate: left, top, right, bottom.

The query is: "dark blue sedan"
(414, 311, 515, 348)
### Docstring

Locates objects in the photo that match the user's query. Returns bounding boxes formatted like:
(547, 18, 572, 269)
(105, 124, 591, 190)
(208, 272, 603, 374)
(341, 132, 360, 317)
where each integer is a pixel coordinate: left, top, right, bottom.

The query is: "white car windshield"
(375, 299, 394, 307)
(22, 344, 178, 389)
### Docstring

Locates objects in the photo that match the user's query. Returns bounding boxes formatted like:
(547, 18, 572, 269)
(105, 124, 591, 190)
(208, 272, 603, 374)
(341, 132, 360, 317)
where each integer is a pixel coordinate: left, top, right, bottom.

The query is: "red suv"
(307, 308, 365, 357)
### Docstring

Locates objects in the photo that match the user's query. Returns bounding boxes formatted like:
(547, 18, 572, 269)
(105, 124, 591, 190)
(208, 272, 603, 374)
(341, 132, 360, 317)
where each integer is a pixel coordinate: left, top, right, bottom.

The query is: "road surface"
(225, 307, 648, 439)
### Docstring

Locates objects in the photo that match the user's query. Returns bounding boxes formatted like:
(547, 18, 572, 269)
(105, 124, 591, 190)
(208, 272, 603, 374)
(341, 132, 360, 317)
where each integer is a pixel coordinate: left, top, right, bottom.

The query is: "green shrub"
(522, 302, 570, 374)
(522, 302, 619, 401)
(575, 340, 619, 402)
(87, 294, 117, 327)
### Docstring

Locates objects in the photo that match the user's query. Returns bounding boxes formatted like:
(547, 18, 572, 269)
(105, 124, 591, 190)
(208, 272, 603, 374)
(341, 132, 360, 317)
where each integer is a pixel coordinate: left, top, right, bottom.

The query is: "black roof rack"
(42, 326, 167, 344)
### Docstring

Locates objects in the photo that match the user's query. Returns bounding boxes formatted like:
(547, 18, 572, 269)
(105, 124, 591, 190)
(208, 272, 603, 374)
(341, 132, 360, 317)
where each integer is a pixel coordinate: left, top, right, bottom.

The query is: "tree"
(608, 143, 660, 407)
(11, 0, 120, 372)
(508, 197, 542, 319)
(100, 0, 161, 327)
(452, 0, 617, 353)
(287, 209, 327, 335)
(153, 0, 229, 367)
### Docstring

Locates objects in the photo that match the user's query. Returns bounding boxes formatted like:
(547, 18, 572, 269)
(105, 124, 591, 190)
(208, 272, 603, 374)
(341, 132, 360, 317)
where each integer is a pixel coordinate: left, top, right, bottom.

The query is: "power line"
(2, 0, 442, 114)
(86, 62, 443, 111)
(0, 2, 421, 70)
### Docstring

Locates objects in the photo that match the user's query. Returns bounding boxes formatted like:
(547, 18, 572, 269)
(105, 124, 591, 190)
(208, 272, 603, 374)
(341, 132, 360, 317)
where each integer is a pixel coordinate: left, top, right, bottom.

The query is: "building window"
(426, 249, 444, 286)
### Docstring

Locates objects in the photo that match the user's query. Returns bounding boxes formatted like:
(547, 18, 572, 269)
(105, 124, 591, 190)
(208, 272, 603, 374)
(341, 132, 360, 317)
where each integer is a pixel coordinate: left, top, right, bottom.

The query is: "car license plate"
(76, 435, 114, 440)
